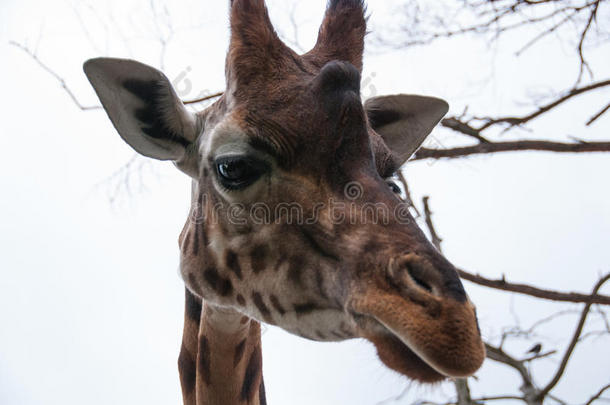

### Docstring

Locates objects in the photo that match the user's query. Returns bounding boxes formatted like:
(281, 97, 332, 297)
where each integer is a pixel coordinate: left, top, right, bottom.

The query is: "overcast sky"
(1, 1, 609, 404)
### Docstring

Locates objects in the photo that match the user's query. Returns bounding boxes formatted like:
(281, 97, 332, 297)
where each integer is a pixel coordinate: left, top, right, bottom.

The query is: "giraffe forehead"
(224, 70, 374, 169)
(201, 116, 249, 159)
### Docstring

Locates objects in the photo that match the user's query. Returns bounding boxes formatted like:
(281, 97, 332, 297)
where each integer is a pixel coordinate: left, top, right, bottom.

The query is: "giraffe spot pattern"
(274, 254, 287, 272)
(339, 322, 352, 337)
(250, 244, 267, 274)
(293, 302, 320, 317)
(315, 268, 327, 298)
(287, 256, 305, 287)
(252, 292, 273, 323)
(331, 331, 346, 339)
(299, 228, 339, 261)
(259, 378, 267, 405)
(240, 347, 263, 402)
(185, 289, 202, 322)
(226, 250, 243, 279)
(192, 223, 200, 256)
(269, 295, 286, 316)
(203, 267, 233, 297)
(197, 336, 211, 386)
(182, 231, 192, 254)
(233, 339, 247, 367)
(178, 343, 196, 394)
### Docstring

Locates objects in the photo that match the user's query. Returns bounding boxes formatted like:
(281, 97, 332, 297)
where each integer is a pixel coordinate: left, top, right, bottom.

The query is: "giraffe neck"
(179, 290, 266, 405)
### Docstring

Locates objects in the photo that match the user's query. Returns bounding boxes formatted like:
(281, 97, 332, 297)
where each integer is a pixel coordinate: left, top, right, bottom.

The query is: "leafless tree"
(10, 1, 610, 404)
(386, 1, 610, 404)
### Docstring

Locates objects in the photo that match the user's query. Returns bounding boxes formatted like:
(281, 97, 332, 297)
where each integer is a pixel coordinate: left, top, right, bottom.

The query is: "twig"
(149, 0, 175, 70)
(12, 38, 222, 111)
(396, 171, 420, 217)
(574, 1, 600, 86)
(183, 92, 224, 105)
(381, 0, 606, 90)
(477, 79, 610, 130)
(376, 383, 411, 405)
(9, 41, 102, 111)
(585, 383, 610, 405)
(422, 196, 443, 251)
(526, 309, 581, 335)
(470, 396, 523, 402)
(587, 102, 610, 126)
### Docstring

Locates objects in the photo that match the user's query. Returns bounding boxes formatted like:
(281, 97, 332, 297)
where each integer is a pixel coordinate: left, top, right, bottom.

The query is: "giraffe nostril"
(406, 265, 433, 294)
(388, 254, 443, 297)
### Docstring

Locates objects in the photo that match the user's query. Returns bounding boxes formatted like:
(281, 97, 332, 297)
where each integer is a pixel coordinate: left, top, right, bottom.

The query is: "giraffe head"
(84, 0, 485, 383)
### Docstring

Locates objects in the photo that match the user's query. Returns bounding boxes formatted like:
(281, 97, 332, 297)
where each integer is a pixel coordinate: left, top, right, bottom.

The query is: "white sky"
(1, 0, 609, 404)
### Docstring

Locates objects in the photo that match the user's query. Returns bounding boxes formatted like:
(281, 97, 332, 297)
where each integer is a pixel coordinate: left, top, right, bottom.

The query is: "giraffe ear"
(83, 58, 199, 161)
(365, 95, 449, 166)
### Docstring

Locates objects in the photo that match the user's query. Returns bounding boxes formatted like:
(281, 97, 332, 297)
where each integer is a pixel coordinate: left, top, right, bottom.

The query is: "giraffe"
(83, 1, 486, 404)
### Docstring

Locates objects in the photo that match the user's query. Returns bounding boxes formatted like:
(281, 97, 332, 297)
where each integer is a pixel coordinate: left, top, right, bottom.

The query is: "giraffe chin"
(367, 332, 446, 383)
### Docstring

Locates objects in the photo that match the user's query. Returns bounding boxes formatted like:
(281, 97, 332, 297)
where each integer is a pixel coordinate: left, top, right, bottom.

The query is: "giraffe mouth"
(355, 315, 446, 383)
(349, 293, 486, 383)
(374, 331, 446, 382)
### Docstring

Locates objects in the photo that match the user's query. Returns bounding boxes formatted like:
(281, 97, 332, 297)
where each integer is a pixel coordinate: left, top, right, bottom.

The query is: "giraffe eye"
(387, 180, 402, 195)
(215, 156, 269, 190)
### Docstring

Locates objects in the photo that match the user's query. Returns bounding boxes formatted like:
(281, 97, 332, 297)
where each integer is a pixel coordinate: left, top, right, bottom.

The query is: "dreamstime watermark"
(188, 181, 412, 227)
(361, 71, 378, 99)
(172, 66, 220, 110)
(422, 134, 447, 167)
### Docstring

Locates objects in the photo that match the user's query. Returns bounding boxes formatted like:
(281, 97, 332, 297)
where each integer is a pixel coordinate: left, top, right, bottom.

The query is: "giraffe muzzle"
(346, 254, 486, 381)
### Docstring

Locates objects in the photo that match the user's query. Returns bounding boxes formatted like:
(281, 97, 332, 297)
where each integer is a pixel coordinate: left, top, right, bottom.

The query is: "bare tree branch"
(537, 274, 610, 399)
(457, 270, 610, 305)
(413, 140, 610, 161)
